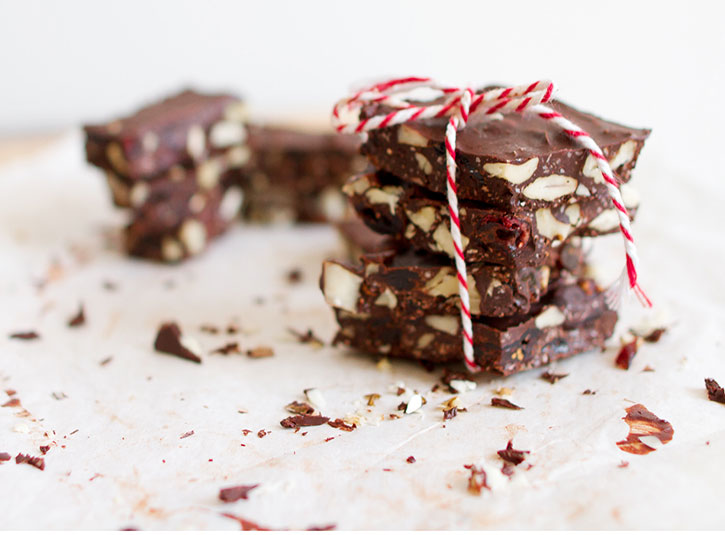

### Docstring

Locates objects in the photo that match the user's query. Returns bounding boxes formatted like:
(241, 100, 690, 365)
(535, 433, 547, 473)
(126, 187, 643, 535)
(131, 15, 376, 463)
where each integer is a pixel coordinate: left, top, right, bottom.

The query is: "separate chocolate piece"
(491, 398, 523, 410)
(345, 172, 639, 267)
(123, 179, 243, 262)
(280, 414, 329, 428)
(237, 124, 365, 223)
(361, 97, 649, 209)
(15, 453, 45, 471)
(9, 331, 40, 341)
(322, 240, 585, 319)
(154, 322, 202, 363)
(67, 304, 86, 328)
(84, 89, 248, 183)
(497, 440, 529, 465)
(616, 404, 674, 455)
(219, 484, 259, 503)
(331, 277, 617, 375)
(705, 378, 725, 404)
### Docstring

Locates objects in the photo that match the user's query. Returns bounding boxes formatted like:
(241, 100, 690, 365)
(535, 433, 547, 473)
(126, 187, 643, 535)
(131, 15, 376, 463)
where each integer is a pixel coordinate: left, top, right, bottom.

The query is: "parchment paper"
(0, 132, 723, 529)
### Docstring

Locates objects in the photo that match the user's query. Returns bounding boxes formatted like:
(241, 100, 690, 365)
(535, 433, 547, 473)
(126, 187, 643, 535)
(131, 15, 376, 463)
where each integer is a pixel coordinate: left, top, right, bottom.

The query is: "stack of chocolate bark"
(321, 98, 649, 374)
(84, 90, 249, 262)
(85, 91, 365, 262)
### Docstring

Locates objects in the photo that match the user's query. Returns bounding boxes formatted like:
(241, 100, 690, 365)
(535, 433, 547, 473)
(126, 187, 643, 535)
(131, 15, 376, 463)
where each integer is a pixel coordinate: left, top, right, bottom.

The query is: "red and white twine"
(332, 78, 650, 372)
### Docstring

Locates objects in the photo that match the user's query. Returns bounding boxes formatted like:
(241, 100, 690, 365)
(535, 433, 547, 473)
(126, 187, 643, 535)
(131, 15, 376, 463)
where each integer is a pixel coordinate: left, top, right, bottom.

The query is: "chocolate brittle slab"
(361, 97, 649, 209)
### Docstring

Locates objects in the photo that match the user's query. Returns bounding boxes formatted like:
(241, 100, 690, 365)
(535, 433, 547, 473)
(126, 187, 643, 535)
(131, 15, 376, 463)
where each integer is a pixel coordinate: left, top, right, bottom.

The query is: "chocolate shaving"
(327, 419, 356, 432)
(395, 386, 406, 396)
(582, 389, 596, 395)
(616, 403, 674, 455)
(396, 401, 407, 411)
(242, 429, 252, 436)
(180, 430, 194, 439)
(221, 513, 271, 531)
(2, 398, 20, 407)
(280, 414, 329, 429)
(464, 464, 489, 495)
(406, 456, 416, 464)
(630, 326, 667, 343)
(246, 346, 274, 358)
(16, 453, 45, 470)
(67, 304, 86, 327)
(257, 430, 268, 438)
(212, 341, 241, 355)
(154, 322, 202, 363)
(9, 331, 39, 341)
(219, 484, 259, 503)
(540, 371, 568, 384)
(491, 397, 523, 410)
(615, 338, 641, 370)
(705, 378, 725, 404)
(99, 356, 113, 366)
(288, 328, 324, 347)
(39, 445, 51, 455)
(497, 440, 529, 466)
(286, 268, 303, 284)
(5, 389, 16, 396)
(443, 407, 458, 420)
(285, 401, 316, 415)
(0, 452, 11, 462)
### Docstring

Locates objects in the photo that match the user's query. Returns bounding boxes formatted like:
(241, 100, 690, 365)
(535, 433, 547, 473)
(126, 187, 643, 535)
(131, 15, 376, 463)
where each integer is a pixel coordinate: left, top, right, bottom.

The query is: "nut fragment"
(405, 394, 423, 414)
(179, 219, 207, 255)
(226, 145, 251, 167)
(416, 333, 435, 349)
(609, 140, 636, 170)
(342, 174, 370, 196)
(414, 153, 433, 174)
(219, 187, 244, 221)
(105, 171, 130, 205)
(534, 306, 565, 329)
(141, 131, 160, 152)
(210, 121, 247, 148)
(406, 206, 437, 232)
(564, 203, 581, 226)
(483, 157, 538, 184)
(397, 125, 428, 147)
(374, 288, 398, 309)
(522, 175, 577, 201)
(431, 223, 469, 257)
(424, 315, 459, 335)
(223, 101, 248, 122)
(197, 159, 221, 189)
(129, 183, 150, 207)
(322, 262, 362, 313)
(364, 186, 403, 214)
(186, 125, 206, 160)
(619, 183, 640, 209)
(105, 142, 129, 174)
(535, 208, 573, 240)
(161, 237, 184, 262)
(588, 209, 619, 232)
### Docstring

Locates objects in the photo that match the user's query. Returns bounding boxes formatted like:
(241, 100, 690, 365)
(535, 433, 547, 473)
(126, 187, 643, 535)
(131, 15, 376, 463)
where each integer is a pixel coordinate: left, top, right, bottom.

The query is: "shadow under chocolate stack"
(321, 96, 650, 375)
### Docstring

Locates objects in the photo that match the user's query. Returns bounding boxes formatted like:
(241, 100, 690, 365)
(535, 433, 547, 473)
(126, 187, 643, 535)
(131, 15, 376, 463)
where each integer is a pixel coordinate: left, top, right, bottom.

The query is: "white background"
(1, 0, 724, 179)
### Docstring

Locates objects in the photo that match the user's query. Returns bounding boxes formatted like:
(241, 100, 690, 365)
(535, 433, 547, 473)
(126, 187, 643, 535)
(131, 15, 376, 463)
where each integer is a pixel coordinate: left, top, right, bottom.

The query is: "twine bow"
(332, 77, 650, 372)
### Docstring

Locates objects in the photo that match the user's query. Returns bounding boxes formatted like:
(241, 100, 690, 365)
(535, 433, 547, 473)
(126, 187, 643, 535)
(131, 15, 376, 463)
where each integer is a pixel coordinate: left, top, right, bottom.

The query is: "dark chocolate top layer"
(247, 124, 360, 154)
(364, 98, 650, 162)
(84, 89, 239, 140)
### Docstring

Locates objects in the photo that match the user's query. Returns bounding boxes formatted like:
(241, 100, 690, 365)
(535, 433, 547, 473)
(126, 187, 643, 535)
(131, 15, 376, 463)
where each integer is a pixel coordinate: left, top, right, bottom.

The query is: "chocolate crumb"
(286, 268, 303, 284)
(395, 386, 406, 396)
(328, 419, 356, 432)
(630, 326, 667, 343)
(396, 401, 407, 411)
(464, 464, 489, 495)
(491, 397, 523, 410)
(389, 414, 400, 420)
(226, 324, 240, 334)
(2, 398, 20, 407)
(280, 415, 329, 429)
(257, 430, 268, 438)
(615, 338, 641, 370)
(67, 304, 86, 328)
(288, 328, 324, 347)
(180, 430, 194, 439)
(39, 445, 51, 455)
(219, 484, 259, 503)
(5, 389, 16, 396)
(16, 453, 45, 470)
(501, 463, 515, 478)
(616, 404, 674, 455)
(242, 429, 252, 436)
(285, 401, 316, 415)
(246, 346, 274, 358)
(325, 437, 335, 442)
(200, 324, 220, 334)
(364, 393, 381, 406)
(497, 440, 529, 466)
(69, 429, 79, 435)
(99, 356, 113, 366)
(9, 331, 40, 341)
(406, 456, 416, 464)
(705, 378, 725, 404)
(642, 365, 656, 372)
(154, 322, 202, 363)
(582, 389, 596, 395)
(0, 452, 11, 462)
(212, 341, 241, 355)
(541, 371, 568, 384)
(443, 407, 458, 420)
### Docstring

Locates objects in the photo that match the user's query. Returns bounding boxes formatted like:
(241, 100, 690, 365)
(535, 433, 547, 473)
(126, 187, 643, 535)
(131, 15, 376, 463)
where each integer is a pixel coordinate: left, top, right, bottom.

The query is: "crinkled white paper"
(0, 132, 723, 529)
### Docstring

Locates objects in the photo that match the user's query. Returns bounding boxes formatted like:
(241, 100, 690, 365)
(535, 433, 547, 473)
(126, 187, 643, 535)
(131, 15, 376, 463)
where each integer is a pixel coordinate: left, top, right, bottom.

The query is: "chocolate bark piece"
(84, 89, 248, 182)
(123, 180, 243, 262)
(237, 124, 365, 222)
(345, 172, 639, 267)
(321, 241, 585, 319)
(331, 277, 617, 375)
(102, 149, 250, 209)
(361, 97, 649, 208)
